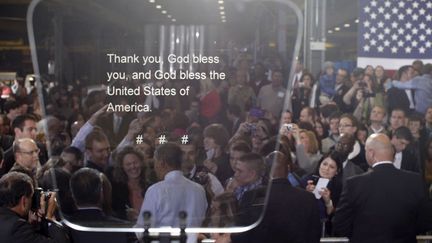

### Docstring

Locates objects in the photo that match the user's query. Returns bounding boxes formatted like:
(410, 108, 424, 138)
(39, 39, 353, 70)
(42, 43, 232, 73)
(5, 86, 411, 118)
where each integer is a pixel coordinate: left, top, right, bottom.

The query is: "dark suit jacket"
(387, 87, 410, 114)
(400, 150, 421, 173)
(0, 207, 69, 243)
(232, 178, 321, 243)
(65, 208, 132, 243)
(333, 163, 428, 243)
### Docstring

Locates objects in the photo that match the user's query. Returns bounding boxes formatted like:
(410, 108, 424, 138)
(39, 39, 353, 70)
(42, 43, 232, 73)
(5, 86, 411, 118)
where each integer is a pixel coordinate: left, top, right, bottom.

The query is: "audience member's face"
(122, 153, 142, 180)
(315, 122, 324, 138)
(370, 106, 385, 123)
(408, 121, 421, 136)
(281, 112, 292, 124)
(426, 108, 432, 125)
(319, 157, 338, 179)
(302, 75, 312, 87)
(203, 137, 218, 151)
(180, 144, 196, 173)
(329, 118, 340, 135)
(390, 110, 406, 130)
(365, 66, 374, 76)
(300, 109, 312, 124)
(391, 136, 410, 153)
(271, 72, 283, 86)
(234, 161, 256, 186)
(375, 66, 385, 78)
(335, 135, 354, 157)
(15, 119, 37, 140)
(88, 140, 110, 166)
(229, 150, 246, 171)
(338, 117, 356, 135)
(336, 69, 347, 84)
(61, 152, 83, 174)
(325, 67, 334, 76)
(16, 140, 40, 170)
(357, 130, 368, 144)
(299, 132, 311, 151)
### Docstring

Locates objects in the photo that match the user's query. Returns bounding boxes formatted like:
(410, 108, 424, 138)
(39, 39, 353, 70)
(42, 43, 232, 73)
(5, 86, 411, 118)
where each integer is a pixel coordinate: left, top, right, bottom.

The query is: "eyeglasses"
(18, 148, 40, 156)
(338, 124, 353, 128)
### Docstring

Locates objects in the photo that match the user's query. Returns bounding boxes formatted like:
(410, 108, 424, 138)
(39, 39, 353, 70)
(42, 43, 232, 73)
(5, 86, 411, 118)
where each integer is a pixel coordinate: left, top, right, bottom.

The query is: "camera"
(192, 173, 209, 185)
(31, 187, 52, 211)
(283, 123, 293, 131)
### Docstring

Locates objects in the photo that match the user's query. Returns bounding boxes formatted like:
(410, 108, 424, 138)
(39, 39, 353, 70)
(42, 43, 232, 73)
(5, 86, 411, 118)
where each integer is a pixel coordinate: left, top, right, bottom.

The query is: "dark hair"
(154, 142, 183, 169)
(0, 147, 3, 163)
(238, 153, 266, 177)
(203, 124, 229, 148)
(113, 146, 147, 187)
(340, 113, 359, 130)
(315, 150, 345, 176)
(393, 126, 413, 143)
(227, 104, 242, 117)
(398, 65, 413, 79)
(0, 172, 33, 207)
(70, 168, 103, 206)
(3, 100, 20, 114)
(85, 130, 109, 149)
(230, 141, 251, 153)
(11, 114, 37, 132)
(62, 146, 83, 162)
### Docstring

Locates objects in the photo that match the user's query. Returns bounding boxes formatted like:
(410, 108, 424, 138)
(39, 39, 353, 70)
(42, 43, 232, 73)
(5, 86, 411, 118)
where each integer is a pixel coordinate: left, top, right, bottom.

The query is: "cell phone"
(311, 175, 320, 185)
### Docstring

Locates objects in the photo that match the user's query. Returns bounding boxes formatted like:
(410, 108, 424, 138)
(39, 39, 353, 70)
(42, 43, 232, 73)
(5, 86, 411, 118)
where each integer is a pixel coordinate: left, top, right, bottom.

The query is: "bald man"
(333, 133, 430, 242)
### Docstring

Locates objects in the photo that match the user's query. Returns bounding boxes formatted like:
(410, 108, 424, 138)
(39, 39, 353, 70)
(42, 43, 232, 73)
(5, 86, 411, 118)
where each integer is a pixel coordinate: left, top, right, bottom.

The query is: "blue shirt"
(393, 74, 432, 114)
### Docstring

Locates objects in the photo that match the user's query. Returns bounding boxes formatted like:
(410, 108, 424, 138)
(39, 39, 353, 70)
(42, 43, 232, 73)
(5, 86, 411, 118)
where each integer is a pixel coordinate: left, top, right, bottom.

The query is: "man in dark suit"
(67, 168, 131, 243)
(0, 172, 69, 243)
(333, 133, 430, 243)
(232, 151, 321, 243)
(391, 126, 420, 173)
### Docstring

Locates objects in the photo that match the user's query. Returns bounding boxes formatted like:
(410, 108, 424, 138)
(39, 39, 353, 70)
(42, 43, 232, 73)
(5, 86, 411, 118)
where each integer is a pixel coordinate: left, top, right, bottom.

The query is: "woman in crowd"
(110, 146, 149, 221)
(294, 127, 322, 175)
(303, 150, 344, 235)
(203, 124, 233, 184)
(425, 138, 432, 198)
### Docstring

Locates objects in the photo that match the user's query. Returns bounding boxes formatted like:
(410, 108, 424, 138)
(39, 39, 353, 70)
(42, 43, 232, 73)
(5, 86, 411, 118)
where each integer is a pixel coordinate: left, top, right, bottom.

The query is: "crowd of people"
(0, 55, 432, 242)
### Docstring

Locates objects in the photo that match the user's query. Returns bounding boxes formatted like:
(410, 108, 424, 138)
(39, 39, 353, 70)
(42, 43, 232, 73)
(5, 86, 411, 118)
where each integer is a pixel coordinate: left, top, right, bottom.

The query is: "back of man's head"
(70, 168, 102, 207)
(365, 133, 394, 165)
(155, 142, 183, 169)
(238, 153, 265, 179)
(0, 172, 33, 208)
(12, 114, 36, 132)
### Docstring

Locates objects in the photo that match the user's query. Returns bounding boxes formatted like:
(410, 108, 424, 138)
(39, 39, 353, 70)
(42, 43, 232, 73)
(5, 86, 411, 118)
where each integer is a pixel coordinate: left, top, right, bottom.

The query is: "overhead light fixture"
(161, 10, 167, 14)
(220, 11, 225, 15)
(222, 19, 226, 23)
(149, 0, 155, 3)
(167, 15, 172, 18)
(221, 15, 226, 19)
(328, 30, 333, 34)
(172, 18, 176, 22)
(344, 23, 350, 27)
(156, 5, 161, 9)
(218, 0, 224, 4)
(219, 6, 224, 10)
(334, 27, 340, 31)
(355, 19, 359, 23)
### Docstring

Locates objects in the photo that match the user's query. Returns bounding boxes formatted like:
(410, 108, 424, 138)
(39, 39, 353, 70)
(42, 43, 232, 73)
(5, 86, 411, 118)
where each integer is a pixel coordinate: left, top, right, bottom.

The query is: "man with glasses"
(9, 138, 40, 181)
(1, 114, 47, 177)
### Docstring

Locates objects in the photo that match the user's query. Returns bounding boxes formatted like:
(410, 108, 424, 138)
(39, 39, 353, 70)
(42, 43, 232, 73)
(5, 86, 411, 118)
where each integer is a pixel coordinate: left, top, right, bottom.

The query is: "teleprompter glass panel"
(28, 0, 302, 236)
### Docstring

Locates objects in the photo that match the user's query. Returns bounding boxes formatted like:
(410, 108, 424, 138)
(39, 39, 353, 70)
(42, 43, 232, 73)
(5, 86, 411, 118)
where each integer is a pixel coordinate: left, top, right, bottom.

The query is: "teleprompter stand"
(141, 211, 187, 243)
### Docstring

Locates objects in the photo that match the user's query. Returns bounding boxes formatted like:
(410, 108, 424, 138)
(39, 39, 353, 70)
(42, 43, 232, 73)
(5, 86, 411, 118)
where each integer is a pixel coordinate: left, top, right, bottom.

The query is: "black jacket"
(0, 207, 69, 243)
(333, 163, 428, 243)
(232, 178, 321, 243)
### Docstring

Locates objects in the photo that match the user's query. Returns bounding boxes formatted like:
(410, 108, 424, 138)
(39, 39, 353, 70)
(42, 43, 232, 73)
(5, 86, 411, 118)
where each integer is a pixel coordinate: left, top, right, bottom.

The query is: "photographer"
(0, 171, 69, 243)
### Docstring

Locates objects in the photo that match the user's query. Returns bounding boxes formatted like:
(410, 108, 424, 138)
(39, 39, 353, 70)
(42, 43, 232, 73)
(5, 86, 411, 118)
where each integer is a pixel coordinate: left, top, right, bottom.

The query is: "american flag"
(358, 0, 432, 69)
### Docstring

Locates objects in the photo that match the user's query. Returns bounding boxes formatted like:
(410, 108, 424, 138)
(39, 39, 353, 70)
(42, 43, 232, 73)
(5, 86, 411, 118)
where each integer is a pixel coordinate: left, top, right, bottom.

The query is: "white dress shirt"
(393, 152, 402, 169)
(136, 170, 207, 228)
(372, 161, 394, 168)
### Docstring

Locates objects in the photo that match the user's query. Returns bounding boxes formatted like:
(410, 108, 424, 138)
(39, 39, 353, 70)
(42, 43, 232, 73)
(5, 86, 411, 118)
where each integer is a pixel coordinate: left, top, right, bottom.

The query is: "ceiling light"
(219, 6, 224, 10)
(218, 0, 224, 4)
(328, 30, 333, 34)
(355, 19, 359, 23)
(334, 27, 340, 31)
(222, 19, 226, 23)
(161, 10, 167, 14)
(155, 5, 161, 9)
(220, 11, 225, 15)
(167, 15, 172, 18)
(172, 18, 176, 22)
(149, 0, 155, 3)
(344, 23, 350, 27)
